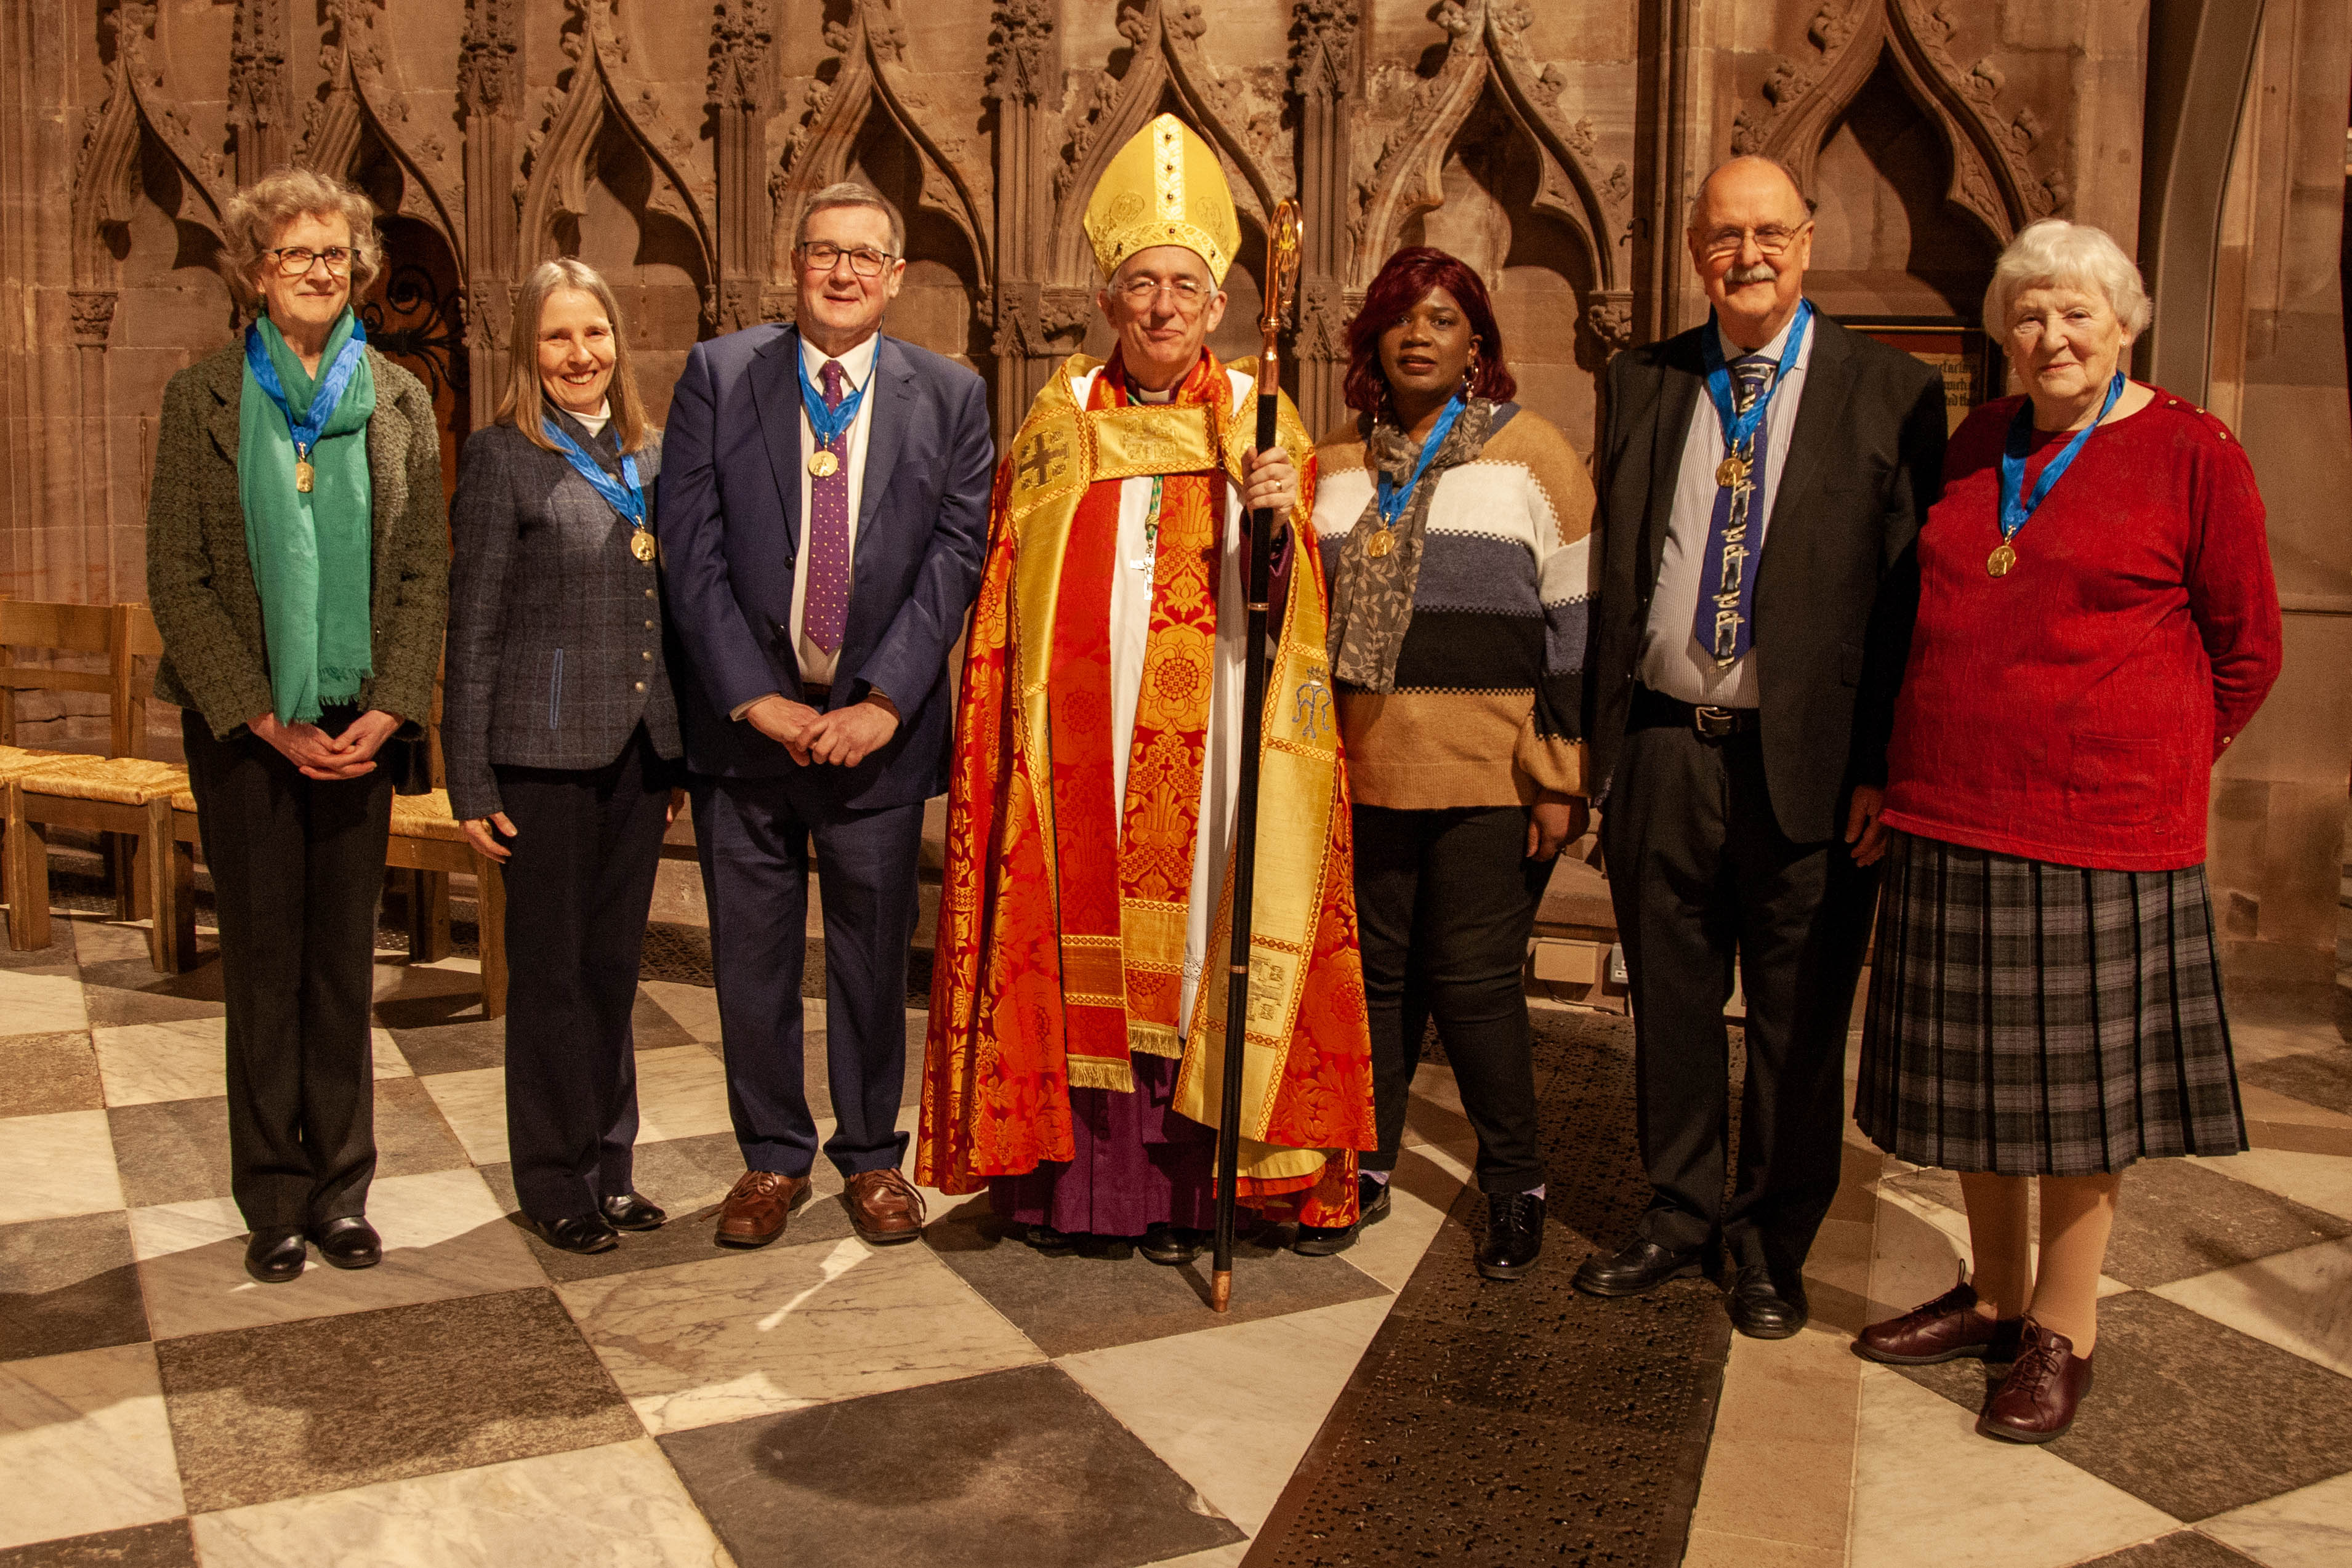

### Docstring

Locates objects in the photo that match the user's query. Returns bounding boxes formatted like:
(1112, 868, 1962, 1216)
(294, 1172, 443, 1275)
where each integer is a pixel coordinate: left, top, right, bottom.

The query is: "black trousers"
(692, 774, 924, 1178)
(182, 707, 392, 1233)
(1600, 708, 1877, 1279)
(1353, 804, 1551, 1194)
(496, 728, 678, 1221)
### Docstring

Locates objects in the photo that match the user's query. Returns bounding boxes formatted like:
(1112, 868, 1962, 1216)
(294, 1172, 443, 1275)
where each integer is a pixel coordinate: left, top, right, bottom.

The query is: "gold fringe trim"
(1065, 1055, 1137, 1094)
(1128, 1022, 1185, 1059)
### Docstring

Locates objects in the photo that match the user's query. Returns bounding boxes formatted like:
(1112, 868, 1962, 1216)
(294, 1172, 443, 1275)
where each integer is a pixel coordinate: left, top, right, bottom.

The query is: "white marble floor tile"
(2238, 1084, 2352, 1130)
(372, 1027, 413, 1079)
(70, 915, 156, 968)
(2199, 1469, 2352, 1567)
(419, 1064, 509, 1166)
(0, 1343, 185, 1550)
(1139, 1545, 1251, 1568)
(1847, 1363, 2178, 1568)
(1058, 1295, 1392, 1534)
(557, 1232, 1044, 1434)
(2154, 1235, 2352, 1377)
(0, 968, 90, 1034)
(132, 1167, 542, 1340)
(0, 1108, 124, 1223)
(638, 979, 721, 1043)
(91, 1016, 226, 1106)
(2227, 1020, 2347, 1067)
(2191, 1147, 2352, 1222)
(1344, 1144, 1470, 1292)
(631, 1044, 734, 1145)
(188, 1437, 731, 1568)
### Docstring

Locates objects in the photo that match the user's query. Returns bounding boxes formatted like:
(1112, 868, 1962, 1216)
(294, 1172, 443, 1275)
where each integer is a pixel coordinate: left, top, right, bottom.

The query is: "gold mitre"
(1084, 113, 1240, 286)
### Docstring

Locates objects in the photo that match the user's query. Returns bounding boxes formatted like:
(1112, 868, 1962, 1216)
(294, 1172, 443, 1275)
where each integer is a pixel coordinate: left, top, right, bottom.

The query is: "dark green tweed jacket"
(146, 342, 449, 739)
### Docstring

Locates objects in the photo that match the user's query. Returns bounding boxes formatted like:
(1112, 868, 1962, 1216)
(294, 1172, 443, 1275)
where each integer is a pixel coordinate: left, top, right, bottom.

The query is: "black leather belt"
(801, 683, 832, 706)
(1630, 684, 1760, 740)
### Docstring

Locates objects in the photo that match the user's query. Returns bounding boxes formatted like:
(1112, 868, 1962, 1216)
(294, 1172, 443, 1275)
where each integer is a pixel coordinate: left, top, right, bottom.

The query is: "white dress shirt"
(787, 330, 882, 688)
(1638, 306, 1815, 709)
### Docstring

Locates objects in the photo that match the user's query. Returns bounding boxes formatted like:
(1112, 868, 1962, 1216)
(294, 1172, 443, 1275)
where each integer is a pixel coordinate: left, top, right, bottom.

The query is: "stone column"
(1290, 0, 1358, 439)
(227, 0, 293, 186)
(986, 0, 1063, 437)
(711, 2, 775, 336)
(458, 0, 522, 430)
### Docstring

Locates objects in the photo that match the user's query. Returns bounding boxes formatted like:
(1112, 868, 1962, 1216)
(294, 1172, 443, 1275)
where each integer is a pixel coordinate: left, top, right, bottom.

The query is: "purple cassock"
(988, 1055, 1216, 1236)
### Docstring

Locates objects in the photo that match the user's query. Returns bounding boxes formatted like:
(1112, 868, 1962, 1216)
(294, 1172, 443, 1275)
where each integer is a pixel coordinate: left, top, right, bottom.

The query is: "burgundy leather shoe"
(717, 1170, 809, 1247)
(844, 1168, 927, 1245)
(1978, 1318, 2095, 1443)
(1856, 1278, 2023, 1365)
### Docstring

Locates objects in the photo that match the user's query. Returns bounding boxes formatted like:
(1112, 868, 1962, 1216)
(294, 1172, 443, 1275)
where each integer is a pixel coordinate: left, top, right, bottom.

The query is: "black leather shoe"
(1476, 1191, 1545, 1281)
(244, 1227, 307, 1284)
(1572, 1236, 1706, 1297)
(533, 1214, 619, 1255)
(1140, 1223, 1209, 1265)
(1021, 1222, 1077, 1253)
(1295, 1174, 1393, 1256)
(308, 1216, 382, 1270)
(600, 1192, 667, 1231)
(1727, 1265, 1808, 1339)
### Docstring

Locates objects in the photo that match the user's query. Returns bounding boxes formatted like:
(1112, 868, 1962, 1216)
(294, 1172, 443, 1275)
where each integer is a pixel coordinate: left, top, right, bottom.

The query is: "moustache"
(1726, 262, 1779, 286)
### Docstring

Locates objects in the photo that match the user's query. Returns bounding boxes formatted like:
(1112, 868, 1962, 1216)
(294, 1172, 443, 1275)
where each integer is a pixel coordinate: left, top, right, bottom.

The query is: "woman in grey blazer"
(445, 259, 685, 1254)
(147, 169, 448, 1285)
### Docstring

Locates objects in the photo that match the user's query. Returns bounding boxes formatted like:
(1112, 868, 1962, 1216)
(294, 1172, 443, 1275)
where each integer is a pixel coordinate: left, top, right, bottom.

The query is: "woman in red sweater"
(1847, 220, 2281, 1442)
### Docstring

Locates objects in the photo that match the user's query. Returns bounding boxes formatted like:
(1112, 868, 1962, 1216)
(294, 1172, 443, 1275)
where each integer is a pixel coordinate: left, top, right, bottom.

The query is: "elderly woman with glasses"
(1849, 219, 2281, 1441)
(145, 169, 448, 1284)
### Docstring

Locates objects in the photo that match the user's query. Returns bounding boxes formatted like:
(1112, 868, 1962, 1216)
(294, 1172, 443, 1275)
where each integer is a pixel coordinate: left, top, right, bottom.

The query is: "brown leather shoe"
(1978, 1318, 2094, 1443)
(1856, 1277, 2023, 1365)
(844, 1168, 927, 1245)
(717, 1170, 808, 1248)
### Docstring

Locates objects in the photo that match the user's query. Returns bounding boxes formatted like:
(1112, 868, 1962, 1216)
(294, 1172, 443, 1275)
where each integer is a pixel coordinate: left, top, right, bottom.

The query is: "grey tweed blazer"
(443, 414, 683, 821)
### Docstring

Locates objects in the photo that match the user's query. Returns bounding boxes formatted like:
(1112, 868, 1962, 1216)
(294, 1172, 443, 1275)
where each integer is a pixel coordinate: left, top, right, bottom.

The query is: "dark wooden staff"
(1211, 197, 1303, 1315)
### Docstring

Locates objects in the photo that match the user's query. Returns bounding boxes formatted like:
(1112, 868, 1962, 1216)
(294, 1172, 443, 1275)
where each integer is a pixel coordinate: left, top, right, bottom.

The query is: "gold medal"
(808, 449, 840, 479)
(1987, 542, 2017, 577)
(1367, 531, 1394, 559)
(295, 460, 315, 493)
(630, 529, 656, 563)
(1715, 455, 1749, 489)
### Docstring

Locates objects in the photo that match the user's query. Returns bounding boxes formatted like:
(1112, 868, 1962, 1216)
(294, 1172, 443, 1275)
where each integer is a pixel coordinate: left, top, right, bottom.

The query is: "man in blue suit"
(658, 182, 993, 1248)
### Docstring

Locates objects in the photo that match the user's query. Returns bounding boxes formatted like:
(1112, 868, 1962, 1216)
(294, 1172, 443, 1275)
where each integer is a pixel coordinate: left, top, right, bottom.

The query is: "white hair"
(1983, 219, 2152, 338)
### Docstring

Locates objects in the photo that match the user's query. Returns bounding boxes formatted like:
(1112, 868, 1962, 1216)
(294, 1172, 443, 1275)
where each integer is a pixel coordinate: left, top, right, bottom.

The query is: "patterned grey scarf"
(1326, 396, 1496, 691)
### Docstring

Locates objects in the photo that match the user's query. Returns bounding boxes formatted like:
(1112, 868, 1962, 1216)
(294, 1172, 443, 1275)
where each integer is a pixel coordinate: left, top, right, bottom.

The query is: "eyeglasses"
(799, 242, 898, 277)
(1699, 223, 1811, 260)
(263, 246, 354, 278)
(1113, 276, 1210, 310)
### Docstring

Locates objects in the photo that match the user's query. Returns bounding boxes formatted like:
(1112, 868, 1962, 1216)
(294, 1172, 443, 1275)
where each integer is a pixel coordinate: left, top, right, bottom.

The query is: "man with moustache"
(1574, 156, 1947, 1336)
(916, 115, 1375, 1261)
(659, 183, 994, 1248)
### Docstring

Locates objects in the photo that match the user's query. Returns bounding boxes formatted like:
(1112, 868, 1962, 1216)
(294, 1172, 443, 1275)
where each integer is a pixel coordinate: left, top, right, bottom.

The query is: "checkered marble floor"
(0, 913, 1479, 1567)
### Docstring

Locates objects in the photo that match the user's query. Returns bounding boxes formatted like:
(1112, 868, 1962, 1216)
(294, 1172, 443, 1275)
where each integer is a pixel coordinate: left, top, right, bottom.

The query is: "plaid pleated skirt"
(1854, 831, 2247, 1176)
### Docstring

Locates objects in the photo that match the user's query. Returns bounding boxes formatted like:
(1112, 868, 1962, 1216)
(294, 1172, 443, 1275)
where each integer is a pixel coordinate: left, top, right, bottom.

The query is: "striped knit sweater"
(1310, 404, 1598, 808)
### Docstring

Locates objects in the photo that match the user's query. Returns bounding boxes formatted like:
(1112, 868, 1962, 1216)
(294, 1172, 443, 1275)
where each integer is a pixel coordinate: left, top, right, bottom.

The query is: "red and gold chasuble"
(917, 350, 1376, 1216)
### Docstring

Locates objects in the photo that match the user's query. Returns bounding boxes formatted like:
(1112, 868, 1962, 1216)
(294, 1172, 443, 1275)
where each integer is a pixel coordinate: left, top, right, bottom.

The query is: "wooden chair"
(385, 787, 510, 1019)
(0, 598, 161, 759)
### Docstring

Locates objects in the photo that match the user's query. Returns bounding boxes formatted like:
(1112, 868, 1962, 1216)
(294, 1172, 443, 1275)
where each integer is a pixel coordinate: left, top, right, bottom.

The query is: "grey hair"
(1983, 219, 2153, 337)
(220, 167, 385, 308)
(1685, 155, 1816, 235)
(794, 182, 904, 256)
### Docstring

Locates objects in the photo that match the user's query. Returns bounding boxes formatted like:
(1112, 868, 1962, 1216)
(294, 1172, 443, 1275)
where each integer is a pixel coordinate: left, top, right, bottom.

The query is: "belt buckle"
(1692, 704, 1735, 739)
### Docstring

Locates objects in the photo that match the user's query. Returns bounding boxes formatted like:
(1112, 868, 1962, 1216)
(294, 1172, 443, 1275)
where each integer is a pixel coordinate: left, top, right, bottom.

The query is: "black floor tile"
(369, 1075, 477, 1178)
(0, 1212, 148, 1360)
(1897, 1292, 2352, 1521)
(2103, 1157, 2350, 1287)
(76, 957, 225, 1029)
(384, 1016, 504, 1075)
(658, 1363, 1244, 1568)
(105, 1098, 233, 1208)
(2072, 1530, 2268, 1568)
(0, 1031, 103, 1118)
(153, 1285, 638, 1512)
(925, 1196, 1387, 1357)
(2239, 1050, 2352, 1117)
(0, 1519, 199, 1567)
(0, 929, 76, 970)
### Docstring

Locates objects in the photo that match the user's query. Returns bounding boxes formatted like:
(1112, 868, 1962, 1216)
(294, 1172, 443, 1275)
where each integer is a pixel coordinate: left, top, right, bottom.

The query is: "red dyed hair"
(1342, 246, 1517, 416)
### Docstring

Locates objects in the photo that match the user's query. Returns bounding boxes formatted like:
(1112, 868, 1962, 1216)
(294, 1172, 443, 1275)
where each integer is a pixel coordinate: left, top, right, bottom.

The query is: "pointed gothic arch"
(295, 1, 465, 270)
(71, 4, 228, 296)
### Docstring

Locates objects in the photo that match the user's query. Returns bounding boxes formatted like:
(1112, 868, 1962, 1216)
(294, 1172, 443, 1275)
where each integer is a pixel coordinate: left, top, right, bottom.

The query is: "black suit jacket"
(1584, 311, 1947, 843)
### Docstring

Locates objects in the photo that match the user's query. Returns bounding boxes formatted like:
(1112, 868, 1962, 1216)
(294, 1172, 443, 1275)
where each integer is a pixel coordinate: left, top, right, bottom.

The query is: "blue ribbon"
(244, 313, 369, 458)
(797, 348, 867, 450)
(1999, 371, 2125, 543)
(1699, 299, 1811, 457)
(542, 418, 645, 528)
(1376, 392, 1467, 526)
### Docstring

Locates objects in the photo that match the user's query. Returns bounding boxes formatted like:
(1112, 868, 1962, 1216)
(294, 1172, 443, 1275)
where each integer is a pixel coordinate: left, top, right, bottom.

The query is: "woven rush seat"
(0, 746, 75, 781)
(15, 755, 189, 805)
(388, 789, 467, 843)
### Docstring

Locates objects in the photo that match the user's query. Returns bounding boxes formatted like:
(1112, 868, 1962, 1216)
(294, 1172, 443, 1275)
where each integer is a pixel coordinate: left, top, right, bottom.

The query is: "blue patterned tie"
(1691, 353, 1776, 664)
(804, 360, 851, 655)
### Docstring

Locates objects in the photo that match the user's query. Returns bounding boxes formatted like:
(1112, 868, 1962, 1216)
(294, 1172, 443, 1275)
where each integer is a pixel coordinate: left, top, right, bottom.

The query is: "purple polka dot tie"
(804, 360, 851, 655)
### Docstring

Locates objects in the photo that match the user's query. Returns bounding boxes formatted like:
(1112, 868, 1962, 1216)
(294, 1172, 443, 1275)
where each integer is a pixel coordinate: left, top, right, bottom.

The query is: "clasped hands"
(746, 691, 898, 768)
(249, 708, 400, 783)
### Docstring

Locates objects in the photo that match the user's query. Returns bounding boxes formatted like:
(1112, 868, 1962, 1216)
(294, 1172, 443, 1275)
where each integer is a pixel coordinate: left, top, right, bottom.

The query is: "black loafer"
(1021, 1222, 1077, 1253)
(1140, 1223, 1209, 1265)
(1476, 1191, 1545, 1281)
(533, 1213, 620, 1254)
(600, 1192, 667, 1231)
(1573, 1236, 1706, 1297)
(1295, 1173, 1393, 1256)
(1727, 1264, 1808, 1339)
(244, 1227, 307, 1284)
(308, 1216, 382, 1270)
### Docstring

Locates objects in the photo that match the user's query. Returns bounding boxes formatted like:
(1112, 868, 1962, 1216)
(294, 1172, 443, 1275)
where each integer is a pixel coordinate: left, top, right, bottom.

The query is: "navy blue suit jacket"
(657, 326, 994, 812)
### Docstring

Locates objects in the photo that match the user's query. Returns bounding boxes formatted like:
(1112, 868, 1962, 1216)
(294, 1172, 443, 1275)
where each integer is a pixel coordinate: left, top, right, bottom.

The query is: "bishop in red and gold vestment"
(916, 116, 1375, 1256)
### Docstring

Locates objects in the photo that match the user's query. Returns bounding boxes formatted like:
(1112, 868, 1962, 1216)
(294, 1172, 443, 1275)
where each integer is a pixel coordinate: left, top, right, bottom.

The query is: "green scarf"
(237, 310, 377, 725)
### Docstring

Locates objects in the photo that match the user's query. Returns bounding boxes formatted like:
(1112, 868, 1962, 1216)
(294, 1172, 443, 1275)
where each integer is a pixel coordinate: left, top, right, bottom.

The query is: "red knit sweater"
(1880, 387, 2281, 872)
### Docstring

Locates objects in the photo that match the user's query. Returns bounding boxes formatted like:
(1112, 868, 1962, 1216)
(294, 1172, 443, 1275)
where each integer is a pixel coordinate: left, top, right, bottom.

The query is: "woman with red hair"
(1296, 247, 1598, 1277)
